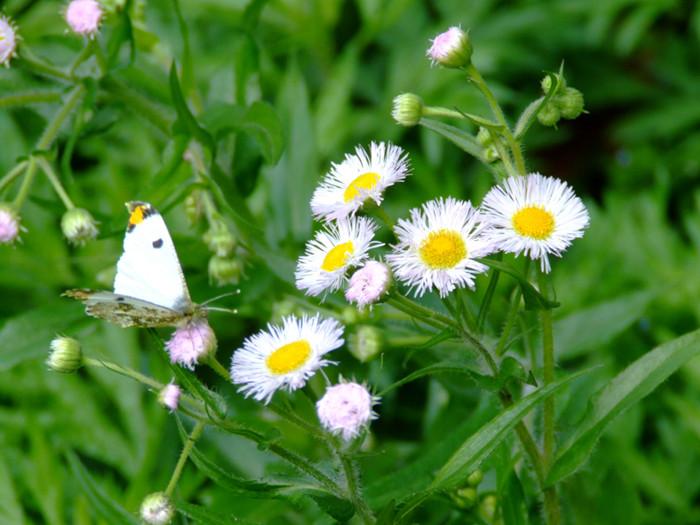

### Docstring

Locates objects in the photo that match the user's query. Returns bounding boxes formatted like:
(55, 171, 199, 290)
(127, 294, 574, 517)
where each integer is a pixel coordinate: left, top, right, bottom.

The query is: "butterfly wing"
(114, 202, 192, 312)
(64, 289, 187, 327)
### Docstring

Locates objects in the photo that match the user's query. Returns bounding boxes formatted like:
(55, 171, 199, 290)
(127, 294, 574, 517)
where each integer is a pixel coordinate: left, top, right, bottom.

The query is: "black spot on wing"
(116, 296, 125, 302)
(152, 238, 163, 248)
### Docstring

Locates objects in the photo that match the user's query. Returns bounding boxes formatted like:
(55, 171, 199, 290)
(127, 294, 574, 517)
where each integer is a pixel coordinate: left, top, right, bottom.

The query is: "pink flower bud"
(316, 381, 378, 441)
(0, 205, 20, 244)
(0, 16, 18, 67)
(165, 319, 217, 369)
(65, 0, 103, 37)
(427, 26, 472, 68)
(158, 383, 181, 411)
(345, 260, 391, 308)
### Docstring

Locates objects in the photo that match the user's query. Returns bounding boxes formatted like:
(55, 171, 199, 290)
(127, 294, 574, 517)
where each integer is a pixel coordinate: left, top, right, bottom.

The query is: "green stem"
(0, 161, 28, 194)
(422, 106, 465, 119)
(338, 449, 375, 524)
(69, 41, 95, 77)
(12, 158, 38, 209)
(538, 271, 560, 525)
(0, 92, 63, 108)
(38, 84, 86, 150)
(84, 357, 164, 390)
(19, 48, 72, 82)
(205, 356, 230, 381)
(36, 157, 75, 209)
(494, 288, 522, 356)
(101, 77, 172, 133)
(165, 421, 205, 496)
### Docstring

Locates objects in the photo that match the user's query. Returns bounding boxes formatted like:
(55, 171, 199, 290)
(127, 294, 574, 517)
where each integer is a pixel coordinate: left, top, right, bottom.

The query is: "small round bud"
(47, 336, 83, 373)
(316, 381, 378, 441)
(0, 16, 18, 67)
(557, 87, 585, 119)
(541, 73, 566, 95)
(158, 383, 181, 411)
(208, 256, 242, 286)
(391, 93, 424, 127)
(203, 218, 236, 257)
(140, 492, 174, 525)
(0, 204, 20, 244)
(467, 469, 483, 487)
(537, 102, 561, 127)
(427, 26, 472, 68)
(483, 145, 500, 163)
(345, 260, 391, 309)
(348, 325, 382, 363)
(451, 486, 477, 509)
(165, 319, 218, 370)
(65, 0, 103, 37)
(61, 207, 99, 246)
(478, 493, 498, 522)
(476, 127, 492, 147)
(184, 192, 203, 225)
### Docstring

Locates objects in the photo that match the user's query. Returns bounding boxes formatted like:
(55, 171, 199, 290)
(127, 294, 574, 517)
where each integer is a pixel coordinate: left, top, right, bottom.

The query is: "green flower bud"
(61, 208, 99, 246)
(476, 127, 492, 147)
(557, 87, 585, 119)
(478, 493, 498, 522)
(537, 102, 561, 127)
(467, 469, 483, 487)
(184, 192, 202, 225)
(208, 255, 242, 286)
(427, 27, 472, 69)
(484, 145, 500, 163)
(140, 492, 174, 525)
(451, 486, 478, 509)
(203, 218, 236, 257)
(541, 73, 566, 95)
(47, 336, 83, 373)
(391, 93, 424, 127)
(348, 325, 382, 363)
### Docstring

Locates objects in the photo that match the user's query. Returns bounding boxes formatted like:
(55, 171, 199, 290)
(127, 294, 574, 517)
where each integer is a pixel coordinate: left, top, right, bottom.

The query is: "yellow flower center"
(343, 172, 381, 202)
(321, 241, 354, 272)
(266, 340, 312, 375)
(512, 206, 555, 239)
(419, 229, 467, 269)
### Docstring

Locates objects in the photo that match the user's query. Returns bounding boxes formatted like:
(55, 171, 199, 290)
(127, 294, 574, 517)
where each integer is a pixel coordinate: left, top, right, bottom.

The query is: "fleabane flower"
(427, 26, 472, 68)
(61, 207, 99, 246)
(310, 142, 410, 221)
(140, 492, 174, 525)
(387, 197, 493, 297)
(480, 173, 589, 273)
(231, 314, 343, 404)
(0, 204, 20, 244)
(316, 381, 378, 441)
(296, 216, 381, 297)
(345, 260, 391, 308)
(65, 0, 103, 37)
(165, 319, 217, 370)
(0, 15, 18, 67)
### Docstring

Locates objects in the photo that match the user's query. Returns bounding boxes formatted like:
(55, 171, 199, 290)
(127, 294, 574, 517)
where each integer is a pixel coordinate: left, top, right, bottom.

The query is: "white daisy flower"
(387, 197, 493, 298)
(310, 142, 410, 221)
(480, 173, 589, 273)
(296, 216, 381, 297)
(230, 314, 344, 404)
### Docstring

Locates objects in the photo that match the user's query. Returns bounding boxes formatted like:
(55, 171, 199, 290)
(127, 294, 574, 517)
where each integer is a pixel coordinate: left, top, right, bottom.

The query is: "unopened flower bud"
(537, 102, 560, 127)
(558, 87, 585, 119)
(476, 127, 492, 147)
(158, 383, 180, 411)
(541, 73, 566, 95)
(203, 218, 236, 257)
(47, 336, 83, 373)
(65, 0, 103, 37)
(61, 207, 99, 246)
(316, 381, 378, 441)
(140, 492, 174, 525)
(184, 192, 202, 225)
(0, 16, 18, 67)
(451, 486, 477, 509)
(348, 325, 382, 363)
(345, 260, 391, 309)
(208, 256, 242, 286)
(392, 93, 424, 127)
(0, 204, 20, 244)
(427, 26, 472, 68)
(467, 469, 483, 487)
(484, 145, 500, 163)
(165, 319, 217, 369)
(478, 493, 498, 522)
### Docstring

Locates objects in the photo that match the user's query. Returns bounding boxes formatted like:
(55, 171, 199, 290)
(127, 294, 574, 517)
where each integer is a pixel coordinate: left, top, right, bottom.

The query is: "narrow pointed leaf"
(481, 258, 559, 310)
(419, 118, 484, 160)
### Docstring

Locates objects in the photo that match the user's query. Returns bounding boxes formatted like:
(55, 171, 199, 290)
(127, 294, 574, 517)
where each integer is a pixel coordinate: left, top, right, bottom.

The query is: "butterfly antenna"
(205, 306, 239, 316)
(200, 290, 241, 307)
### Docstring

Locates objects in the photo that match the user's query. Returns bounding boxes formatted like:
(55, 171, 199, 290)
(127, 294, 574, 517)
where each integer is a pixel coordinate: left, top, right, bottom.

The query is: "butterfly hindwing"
(64, 290, 186, 327)
(114, 202, 192, 312)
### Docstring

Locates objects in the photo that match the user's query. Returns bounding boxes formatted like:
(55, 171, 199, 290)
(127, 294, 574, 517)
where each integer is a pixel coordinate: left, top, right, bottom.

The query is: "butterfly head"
(125, 201, 156, 232)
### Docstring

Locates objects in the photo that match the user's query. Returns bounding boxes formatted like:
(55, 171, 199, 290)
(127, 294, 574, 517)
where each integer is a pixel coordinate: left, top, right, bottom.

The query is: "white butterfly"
(66, 201, 204, 327)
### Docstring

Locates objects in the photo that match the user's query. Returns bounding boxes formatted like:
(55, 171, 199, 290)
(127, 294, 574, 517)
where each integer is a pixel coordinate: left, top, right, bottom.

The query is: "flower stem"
(36, 157, 75, 209)
(19, 47, 72, 82)
(84, 357, 164, 390)
(0, 161, 28, 194)
(338, 449, 375, 524)
(205, 356, 230, 381)
(494, 288, 522, 356)
(12, 158, 38, 209)
(165, 421, 205, 496)
(538, 271, 560, 525)
(37, 84, 86, 151)
(422, 106, 466, 119)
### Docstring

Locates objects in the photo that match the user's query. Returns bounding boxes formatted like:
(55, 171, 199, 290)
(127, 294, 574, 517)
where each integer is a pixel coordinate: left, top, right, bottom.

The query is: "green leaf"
(168, 63, 214, 152)
(304, 490, 355, 522)
(168, 363, 226, 419)
(547, 328, 700, 485)
(379, 362, 496, 396)
(554, 290, 653, 360)
(419, 118, 484, 160)
(481, 258, 559, 310)
(66, 451, 139, 525)
(432, 369, 588, 490)
(0, 302, 87, 371)
(0, 453, 24, 524)
(106, 7, 135, 69)
(175, 500, 258, 525)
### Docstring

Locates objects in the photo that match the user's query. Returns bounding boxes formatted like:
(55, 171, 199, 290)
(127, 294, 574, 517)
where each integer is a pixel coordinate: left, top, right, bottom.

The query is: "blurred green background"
(2, 0, 700, 523)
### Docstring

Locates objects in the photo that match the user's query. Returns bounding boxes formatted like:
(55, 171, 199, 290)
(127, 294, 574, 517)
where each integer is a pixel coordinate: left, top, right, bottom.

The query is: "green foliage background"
(2, 0, 700, 523)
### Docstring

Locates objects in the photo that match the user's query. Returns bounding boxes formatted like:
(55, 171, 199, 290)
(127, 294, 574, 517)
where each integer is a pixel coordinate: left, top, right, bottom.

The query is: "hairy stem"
(36, 157, 75, 209)
(338, 449, 375, 524)
(165, 421, 205, 496)
(0, 161, 28, 194)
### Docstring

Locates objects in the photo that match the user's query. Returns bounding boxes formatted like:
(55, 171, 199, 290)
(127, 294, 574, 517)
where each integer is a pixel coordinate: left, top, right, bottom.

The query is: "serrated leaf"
(432, 369, 589, 490)
(547, 328, 700, 486)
